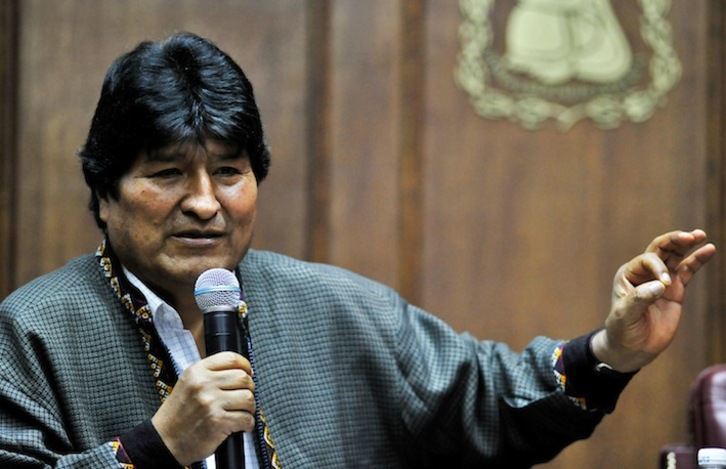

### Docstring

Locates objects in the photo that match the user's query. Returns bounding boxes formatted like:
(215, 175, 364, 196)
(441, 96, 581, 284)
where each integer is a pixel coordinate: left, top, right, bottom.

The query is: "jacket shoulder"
(241, 249, 395, 299)
(0, 254, 107, 321)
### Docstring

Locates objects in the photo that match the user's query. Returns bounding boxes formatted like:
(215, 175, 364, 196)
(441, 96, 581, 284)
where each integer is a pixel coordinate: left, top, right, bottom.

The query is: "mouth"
(173, 230, 225, 244)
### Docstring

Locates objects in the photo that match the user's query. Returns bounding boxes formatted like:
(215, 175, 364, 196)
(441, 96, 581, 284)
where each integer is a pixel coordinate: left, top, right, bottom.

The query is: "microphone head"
(194, 268, 241, 313)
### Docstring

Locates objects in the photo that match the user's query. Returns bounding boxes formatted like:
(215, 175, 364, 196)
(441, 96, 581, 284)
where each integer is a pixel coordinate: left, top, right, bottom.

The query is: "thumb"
(613, 279, 665, 322)
(628, 280, 666, 309)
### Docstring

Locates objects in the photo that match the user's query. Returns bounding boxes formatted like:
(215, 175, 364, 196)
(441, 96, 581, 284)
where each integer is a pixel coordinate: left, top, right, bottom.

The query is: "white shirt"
(124, 267, 259, 469)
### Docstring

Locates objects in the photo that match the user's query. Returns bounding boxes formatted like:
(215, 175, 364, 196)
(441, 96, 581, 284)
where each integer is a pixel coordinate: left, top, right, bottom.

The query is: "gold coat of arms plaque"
(455, 0, 680, 130)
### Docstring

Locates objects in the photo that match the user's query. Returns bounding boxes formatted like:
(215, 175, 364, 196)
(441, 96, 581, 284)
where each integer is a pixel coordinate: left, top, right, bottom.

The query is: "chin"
(180, 246, 248, 276)
(194, 258, 240, 274)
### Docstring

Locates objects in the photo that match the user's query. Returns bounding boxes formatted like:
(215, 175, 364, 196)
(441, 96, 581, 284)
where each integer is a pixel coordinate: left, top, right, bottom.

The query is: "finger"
(645, 229, 706, 254)
(676, 242, 717, 286)
(618, 280, 666, 320)
(203, 401, 256, 436)
(226, 408, 257, 433)
(214, 368, 256, 392)
(204, 351, 253, 375)
(219, 388, 257, 413)
(634, 280, 667, 302)
(646, 229, 708, 270)
(622, 253, 671, 286)
(218, 390, 257, 433)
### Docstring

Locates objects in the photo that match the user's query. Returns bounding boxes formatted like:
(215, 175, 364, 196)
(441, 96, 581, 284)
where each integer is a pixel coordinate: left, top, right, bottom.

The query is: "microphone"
(194, 268, 245, 469)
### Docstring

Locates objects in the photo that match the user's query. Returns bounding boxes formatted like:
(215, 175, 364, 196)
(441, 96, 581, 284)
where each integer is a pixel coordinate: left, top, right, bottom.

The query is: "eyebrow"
(145, 144, 244, 162)
(213, 151, 247, 161)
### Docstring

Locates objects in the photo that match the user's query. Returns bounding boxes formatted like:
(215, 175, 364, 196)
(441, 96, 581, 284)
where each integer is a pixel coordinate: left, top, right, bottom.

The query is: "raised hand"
(591, 229, 716, 372)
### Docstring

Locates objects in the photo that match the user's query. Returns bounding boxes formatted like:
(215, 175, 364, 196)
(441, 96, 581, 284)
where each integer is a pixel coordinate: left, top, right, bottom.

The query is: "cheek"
(243, 189, 257, 216)
(105, 193, 168, 238)
(243, 193, 258, 227)
(227, 184, 257, 218)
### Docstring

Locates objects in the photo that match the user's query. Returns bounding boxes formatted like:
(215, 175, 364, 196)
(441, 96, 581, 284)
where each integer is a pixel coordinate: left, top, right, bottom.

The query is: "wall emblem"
(455, 0, 680, 130)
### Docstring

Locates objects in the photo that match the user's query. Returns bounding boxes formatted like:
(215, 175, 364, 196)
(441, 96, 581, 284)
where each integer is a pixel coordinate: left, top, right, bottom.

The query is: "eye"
(215, 166, 243, 176)
(150, 168, 183, 178)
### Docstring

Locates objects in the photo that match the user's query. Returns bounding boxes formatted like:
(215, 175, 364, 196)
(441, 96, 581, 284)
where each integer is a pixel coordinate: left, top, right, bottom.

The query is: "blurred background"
(1, 1, 725, 467)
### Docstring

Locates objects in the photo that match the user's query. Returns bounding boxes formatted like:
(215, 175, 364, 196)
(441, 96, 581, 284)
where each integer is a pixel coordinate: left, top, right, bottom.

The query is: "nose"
(180, 170, 221, 220)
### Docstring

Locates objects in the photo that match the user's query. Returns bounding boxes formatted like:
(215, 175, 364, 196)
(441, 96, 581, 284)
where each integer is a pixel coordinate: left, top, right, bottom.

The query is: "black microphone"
(194, 268, 245, 469)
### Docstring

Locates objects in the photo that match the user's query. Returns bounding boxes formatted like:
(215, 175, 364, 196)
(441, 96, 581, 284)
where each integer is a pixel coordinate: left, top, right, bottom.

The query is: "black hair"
(78, 32, 270, 229)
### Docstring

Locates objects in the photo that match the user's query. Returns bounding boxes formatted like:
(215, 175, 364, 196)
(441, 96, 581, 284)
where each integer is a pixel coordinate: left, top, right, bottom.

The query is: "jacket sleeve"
(0, 370, 123, 468)
(0, 278, 172, 469)
(396, 300, 609, 468)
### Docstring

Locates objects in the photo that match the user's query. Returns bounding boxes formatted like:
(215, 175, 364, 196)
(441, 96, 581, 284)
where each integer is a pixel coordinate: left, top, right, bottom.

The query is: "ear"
(97, 190, 110, 225)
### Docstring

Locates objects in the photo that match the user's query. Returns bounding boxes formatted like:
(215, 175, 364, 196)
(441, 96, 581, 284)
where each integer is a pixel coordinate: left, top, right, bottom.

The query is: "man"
(0, 32, 716, 468)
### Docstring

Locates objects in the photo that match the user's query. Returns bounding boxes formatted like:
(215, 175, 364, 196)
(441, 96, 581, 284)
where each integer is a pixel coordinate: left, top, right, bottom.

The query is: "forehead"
(144, 139, 243, 162)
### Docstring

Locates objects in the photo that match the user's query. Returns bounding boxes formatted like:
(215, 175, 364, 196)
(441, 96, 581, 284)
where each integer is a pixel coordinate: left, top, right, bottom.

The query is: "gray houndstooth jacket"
(0, 249, 605, 468)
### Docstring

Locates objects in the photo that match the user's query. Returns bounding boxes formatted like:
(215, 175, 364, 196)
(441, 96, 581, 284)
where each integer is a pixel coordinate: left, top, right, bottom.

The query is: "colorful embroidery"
(108, 439, 135, 469)
(553, 341, 588, 410)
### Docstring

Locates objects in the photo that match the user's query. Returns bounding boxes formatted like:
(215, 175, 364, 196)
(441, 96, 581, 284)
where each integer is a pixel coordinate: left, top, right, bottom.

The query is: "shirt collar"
(122, 266, 183, 330)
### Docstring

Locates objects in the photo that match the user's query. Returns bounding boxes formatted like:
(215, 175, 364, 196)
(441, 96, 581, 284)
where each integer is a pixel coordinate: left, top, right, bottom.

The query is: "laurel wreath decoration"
(454, 0, 681, 130)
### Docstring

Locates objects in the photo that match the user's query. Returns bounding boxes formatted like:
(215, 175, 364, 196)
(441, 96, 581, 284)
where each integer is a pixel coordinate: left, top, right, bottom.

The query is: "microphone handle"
(216, 435, 245, 469)
(204, 309, 245, 469)
(204, 308, 242, 354)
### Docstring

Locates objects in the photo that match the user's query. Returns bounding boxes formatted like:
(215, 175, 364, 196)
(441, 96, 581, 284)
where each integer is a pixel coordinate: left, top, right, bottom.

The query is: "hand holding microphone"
(150, 269, 252, 468)
(150, 352, 255, 466)
(195, 268, 249, 469)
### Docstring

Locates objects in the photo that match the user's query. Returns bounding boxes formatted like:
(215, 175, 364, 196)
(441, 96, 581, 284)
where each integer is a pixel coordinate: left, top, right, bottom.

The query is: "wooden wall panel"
(304, 0, 333, 263)
(706, 0, 726, 365)
(0, 1, 18, 300)
(326, 0, 402, 288)
(398, 0, 426, 302)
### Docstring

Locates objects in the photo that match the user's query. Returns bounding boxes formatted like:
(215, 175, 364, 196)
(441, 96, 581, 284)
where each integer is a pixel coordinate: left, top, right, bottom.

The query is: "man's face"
(99, 139, 257, 303)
